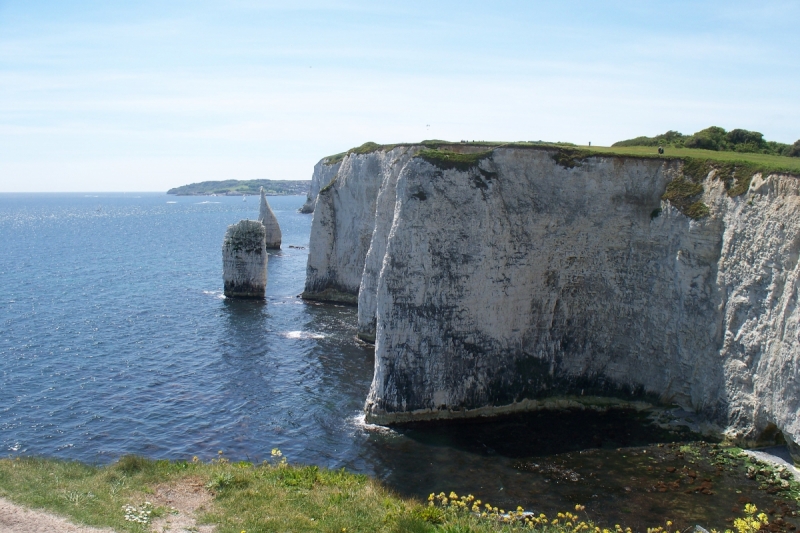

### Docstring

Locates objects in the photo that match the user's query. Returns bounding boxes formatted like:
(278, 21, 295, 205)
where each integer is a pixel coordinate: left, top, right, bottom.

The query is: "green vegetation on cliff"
(322, 139, 800, 221)
(613, 127, 800, 158)
(416, 147, 495, 171)
(167, 179, 309, 196)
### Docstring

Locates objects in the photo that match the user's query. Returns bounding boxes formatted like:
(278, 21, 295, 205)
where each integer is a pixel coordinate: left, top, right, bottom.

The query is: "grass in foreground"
(0, 450, 792, 533)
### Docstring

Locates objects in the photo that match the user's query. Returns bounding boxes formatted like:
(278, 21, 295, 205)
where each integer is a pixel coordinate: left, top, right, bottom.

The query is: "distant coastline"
(167, 179, 309, 196)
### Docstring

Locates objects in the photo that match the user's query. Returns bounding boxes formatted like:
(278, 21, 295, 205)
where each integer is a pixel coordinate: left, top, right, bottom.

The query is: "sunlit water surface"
(1, 193, 796, 531)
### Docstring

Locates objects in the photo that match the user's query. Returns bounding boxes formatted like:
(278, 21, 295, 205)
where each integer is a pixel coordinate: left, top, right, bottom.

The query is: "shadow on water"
(362, 409, 799, 532)
(395, 409, 699, 459)
(222, 297, 268, 328)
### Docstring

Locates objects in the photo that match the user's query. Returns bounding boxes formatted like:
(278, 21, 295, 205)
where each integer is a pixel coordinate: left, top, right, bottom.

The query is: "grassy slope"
(0, 455, 548, 533)
(578, 145, 800, 173)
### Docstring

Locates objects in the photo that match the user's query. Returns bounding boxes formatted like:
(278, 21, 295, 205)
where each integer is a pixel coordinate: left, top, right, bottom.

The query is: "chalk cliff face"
(258, 187, 282, 249)
(303, 144, 800, 456)
(299, 157, 342, 213)
(223, 219, 267, 298)
(302, 146, 420, 304)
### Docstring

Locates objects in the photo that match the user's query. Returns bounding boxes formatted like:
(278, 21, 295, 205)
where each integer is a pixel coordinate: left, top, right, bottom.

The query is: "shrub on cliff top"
(552, 147, 594, 168)
(415, 148, 494, 171)
(348, 141, 384, 155)
(614, 126, 797, 157)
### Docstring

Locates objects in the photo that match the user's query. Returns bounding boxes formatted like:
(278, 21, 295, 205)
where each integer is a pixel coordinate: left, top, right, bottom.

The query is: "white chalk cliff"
(302, 146, 420, 304)
(299, 157, 342, 213)
(258, 187, 282, 249)
(303, 144, 800, 457)
(223, 219, 267, 298)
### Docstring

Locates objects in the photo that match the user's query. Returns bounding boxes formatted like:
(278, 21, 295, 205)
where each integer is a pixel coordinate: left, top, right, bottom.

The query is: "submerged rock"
(258, 187, 282, 249)
(222, 219, 267, 299)
(303, 143, 800, 459)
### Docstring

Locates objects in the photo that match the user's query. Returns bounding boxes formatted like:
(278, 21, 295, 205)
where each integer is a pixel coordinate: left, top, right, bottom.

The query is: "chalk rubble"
(222, 219, 267, 299)
(258, 187, 282, 249)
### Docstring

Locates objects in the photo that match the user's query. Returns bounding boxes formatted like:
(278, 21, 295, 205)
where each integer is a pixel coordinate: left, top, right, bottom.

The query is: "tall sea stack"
(222, 219, 267, 299)
(258, 187, 282, 249)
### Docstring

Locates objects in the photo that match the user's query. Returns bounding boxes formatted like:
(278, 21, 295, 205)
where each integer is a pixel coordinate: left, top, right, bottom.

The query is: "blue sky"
(1, 1, 799, 192)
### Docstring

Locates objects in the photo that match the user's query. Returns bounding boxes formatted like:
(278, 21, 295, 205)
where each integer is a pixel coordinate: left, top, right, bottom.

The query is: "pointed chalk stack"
(258, 187, 282, 249)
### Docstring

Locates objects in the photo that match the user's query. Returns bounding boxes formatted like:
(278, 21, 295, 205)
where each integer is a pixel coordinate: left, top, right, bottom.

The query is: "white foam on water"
(196, 201, 221, 204)
(350, 413, 397, 435)
(283, 330, 325, 340)
(166, 201, 177, 204)
(203, 290, 225, 300)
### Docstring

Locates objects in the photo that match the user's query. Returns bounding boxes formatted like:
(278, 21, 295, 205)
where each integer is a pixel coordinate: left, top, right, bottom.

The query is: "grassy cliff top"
(323, 140, 799, 222)
(583, 144, 800, 173)
(326, 140, 800, 175)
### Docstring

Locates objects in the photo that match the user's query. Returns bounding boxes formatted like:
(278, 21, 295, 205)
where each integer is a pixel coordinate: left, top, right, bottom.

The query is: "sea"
(1, 193, 793, 530)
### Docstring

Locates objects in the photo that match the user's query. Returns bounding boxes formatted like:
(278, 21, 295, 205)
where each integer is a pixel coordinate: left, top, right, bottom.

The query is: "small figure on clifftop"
(222, 220, 267, 299)
(658, 146, 664, 154)
(258, 187, 282, 249)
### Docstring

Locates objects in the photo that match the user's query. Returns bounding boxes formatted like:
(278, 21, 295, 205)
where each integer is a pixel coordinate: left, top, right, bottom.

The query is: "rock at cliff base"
(258, 187, 282, 249)
(222, 219, 267, 299)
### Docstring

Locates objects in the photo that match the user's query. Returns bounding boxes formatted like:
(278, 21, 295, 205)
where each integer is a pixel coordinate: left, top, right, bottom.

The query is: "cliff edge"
(299, 156, 342, 213)
(302, 143, 800, 458)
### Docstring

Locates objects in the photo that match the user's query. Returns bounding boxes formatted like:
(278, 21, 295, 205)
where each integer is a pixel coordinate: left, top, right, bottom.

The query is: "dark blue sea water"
(0, 194, 373, 466)
(1, 193, 779, 529)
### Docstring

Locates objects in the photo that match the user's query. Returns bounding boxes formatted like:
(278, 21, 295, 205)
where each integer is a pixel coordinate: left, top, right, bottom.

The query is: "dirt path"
(149, 477, 214, 533)
(0, 477, 214, 533)
(0, 497, 114, 533)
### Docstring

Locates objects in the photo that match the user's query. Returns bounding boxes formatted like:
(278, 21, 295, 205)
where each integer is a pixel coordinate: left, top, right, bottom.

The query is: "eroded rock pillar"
(222, 219, 267, 298)
(258, 187, 282, 249)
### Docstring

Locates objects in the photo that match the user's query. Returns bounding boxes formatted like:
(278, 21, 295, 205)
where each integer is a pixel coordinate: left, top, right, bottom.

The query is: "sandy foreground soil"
(0, 477, 214, 532)
(0, 497, 114, 533)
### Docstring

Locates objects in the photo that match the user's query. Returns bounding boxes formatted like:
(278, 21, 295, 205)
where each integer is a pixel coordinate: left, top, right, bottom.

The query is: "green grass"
(323, 152, 347, 165)
(0, 454, 596, 533)
(579, 145, 800, 174)
(415, 148, 495, 171)
(326, 141, 800, 175)
(0, 450, 794, 533)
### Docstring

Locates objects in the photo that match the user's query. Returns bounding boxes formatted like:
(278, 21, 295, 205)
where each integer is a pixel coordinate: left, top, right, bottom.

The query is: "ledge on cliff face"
(301, 141, 800, 460)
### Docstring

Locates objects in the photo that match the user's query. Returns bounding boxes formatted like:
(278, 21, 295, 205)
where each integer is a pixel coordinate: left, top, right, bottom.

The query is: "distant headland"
(167, 179, 309, 196)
